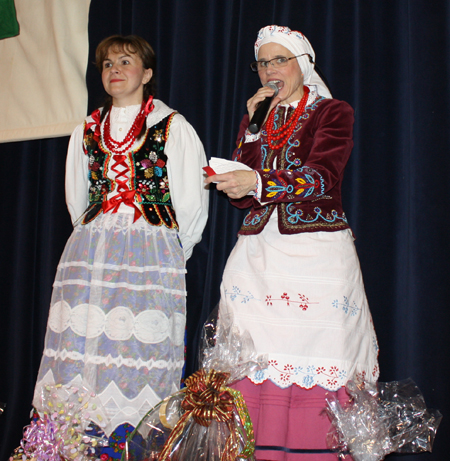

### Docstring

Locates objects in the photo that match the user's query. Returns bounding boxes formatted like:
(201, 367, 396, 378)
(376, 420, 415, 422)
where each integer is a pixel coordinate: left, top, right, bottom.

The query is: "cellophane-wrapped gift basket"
(326, 378, 442, 461)
(122, 310, 267, 461)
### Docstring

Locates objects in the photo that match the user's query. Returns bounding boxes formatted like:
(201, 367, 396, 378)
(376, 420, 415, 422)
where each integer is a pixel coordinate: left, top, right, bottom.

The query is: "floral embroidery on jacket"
(237, 96, 352, 235)
(285, 205, 347, 226)
(242, 205, 271, 228)
(263, 167, 324, 200)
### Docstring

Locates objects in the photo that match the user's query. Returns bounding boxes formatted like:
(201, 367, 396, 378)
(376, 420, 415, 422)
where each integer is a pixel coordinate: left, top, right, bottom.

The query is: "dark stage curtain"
(1, 1, 449, 459)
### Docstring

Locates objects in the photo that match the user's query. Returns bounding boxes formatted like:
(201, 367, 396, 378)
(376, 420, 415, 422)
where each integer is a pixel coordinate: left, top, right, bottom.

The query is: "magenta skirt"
(231, 378, 353, 461)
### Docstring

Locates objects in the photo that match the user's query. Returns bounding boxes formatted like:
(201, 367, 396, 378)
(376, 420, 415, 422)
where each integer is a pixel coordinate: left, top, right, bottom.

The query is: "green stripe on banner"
(0, 0, 20, 39)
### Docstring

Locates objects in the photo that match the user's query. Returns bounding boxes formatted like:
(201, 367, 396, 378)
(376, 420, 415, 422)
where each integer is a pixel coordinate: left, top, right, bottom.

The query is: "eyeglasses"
(250, 53, 311, 72)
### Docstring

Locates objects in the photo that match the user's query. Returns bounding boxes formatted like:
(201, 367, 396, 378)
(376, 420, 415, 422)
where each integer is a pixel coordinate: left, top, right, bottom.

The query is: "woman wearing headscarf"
(205, 25, 379, 460)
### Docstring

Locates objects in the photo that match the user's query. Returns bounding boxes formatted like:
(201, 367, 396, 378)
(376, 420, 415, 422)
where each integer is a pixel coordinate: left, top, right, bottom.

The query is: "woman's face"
(257, 42, 304, 104)
(101, 47, 152, 107)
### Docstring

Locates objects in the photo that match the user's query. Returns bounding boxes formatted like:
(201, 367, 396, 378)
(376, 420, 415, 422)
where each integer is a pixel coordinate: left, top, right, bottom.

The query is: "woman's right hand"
(247, 85, 281, 120)
(204, 170, 257, 199)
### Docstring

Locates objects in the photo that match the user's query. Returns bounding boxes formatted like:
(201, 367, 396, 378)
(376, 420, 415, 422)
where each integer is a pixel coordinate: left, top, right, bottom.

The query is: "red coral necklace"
(266, 86, 309, 150)
(103, 96, 154, 153)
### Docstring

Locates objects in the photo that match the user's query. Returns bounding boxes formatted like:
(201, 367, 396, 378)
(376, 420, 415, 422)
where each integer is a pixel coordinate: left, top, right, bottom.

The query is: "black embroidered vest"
(81, 112, 178, 229)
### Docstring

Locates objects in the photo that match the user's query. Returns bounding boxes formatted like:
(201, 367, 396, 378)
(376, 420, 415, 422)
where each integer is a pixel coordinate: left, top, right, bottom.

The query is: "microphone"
(248, 81, 279, 134)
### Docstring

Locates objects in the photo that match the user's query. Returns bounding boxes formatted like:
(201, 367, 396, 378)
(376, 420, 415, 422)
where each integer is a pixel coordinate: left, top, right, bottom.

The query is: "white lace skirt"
(220, 218, 379, 392)
(33, 212, 186, 433)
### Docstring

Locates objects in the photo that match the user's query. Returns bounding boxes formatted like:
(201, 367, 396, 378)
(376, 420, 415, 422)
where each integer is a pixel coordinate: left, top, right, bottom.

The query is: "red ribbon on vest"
(102, 190, 142, 223)
(86, 108, 102, 142)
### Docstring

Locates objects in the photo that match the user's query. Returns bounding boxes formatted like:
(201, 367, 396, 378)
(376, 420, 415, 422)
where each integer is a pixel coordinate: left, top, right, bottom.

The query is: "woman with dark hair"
(21, 35, 208, 458)
(206, 25, 378, 460)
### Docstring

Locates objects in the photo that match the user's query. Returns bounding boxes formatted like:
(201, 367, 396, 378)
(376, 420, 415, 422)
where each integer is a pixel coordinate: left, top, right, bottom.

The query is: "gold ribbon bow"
(158, 369, 254, 461)
(181, 369, 234, 427)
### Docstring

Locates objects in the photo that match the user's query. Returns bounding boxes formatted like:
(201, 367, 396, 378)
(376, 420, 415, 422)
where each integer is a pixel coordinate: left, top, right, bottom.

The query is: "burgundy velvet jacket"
(231, 95, 354, 235)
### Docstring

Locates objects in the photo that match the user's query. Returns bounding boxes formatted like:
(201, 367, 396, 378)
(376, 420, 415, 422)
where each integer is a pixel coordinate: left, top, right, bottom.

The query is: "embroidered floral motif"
(260, 97, 324, 169)
(242, 205, 271, 228)
(140, 159, 152, 169)
(144, 167, 154, 178)
(250, 356, 377, 391)
(268, 361, 345, 388)
(263, 169, 322, 200)
(285, 204, 348, 226)
(285, 150, 302, 169)
(85, 142, 112, 204)
(135, 144, 169, 204)
(373, 336, 379, 353)
(265, 292, 316, 310)
(153, 129, 163, 142)
(234, 136, 245, 162)
(332, 296, 361, 316)
(254, 369, 266, 381)
(225, 286, 258, 303)
(260, 136, 270, 168)
(82, 114, 178, 229)
(302, 374, 315, 387)
(355, 370, 366, 383)
(237, 96, 352, 235)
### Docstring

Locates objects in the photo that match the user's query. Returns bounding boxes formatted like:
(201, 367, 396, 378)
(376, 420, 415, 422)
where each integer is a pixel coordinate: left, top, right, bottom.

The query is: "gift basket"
(10, 384, 110, 461)
(122, 309, 267, 461)
(326, 378, 442, 461)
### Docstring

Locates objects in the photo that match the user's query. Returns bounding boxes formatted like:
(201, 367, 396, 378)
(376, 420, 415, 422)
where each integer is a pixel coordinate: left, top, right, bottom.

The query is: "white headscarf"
(254, 25, 332, 99)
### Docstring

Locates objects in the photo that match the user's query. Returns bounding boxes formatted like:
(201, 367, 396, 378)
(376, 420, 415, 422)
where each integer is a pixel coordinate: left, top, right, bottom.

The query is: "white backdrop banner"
(0, 0, 91, 143)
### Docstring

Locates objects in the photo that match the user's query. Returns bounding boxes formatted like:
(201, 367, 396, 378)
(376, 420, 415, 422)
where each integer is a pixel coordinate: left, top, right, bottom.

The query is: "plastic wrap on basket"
(11, 384, 109, 461)
(200, 308, 267, 383)
(326, 378, 442, 461)
(123, 309, 268, 461)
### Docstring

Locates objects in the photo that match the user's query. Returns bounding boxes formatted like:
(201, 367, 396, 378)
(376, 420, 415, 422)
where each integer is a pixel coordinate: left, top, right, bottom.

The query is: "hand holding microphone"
(248, 81, 280, 134)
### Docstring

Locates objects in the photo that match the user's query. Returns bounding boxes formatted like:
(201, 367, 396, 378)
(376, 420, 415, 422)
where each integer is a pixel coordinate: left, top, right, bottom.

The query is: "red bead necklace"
(103, 96, 154, 153)
(266, 86, 310, 150)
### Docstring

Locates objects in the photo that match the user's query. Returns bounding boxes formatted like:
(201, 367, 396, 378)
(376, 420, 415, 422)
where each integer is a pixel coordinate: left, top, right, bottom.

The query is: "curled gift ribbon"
(11, 384, 109, 461)
(20, 415, 63, 461)
(158, 369, 254, 461)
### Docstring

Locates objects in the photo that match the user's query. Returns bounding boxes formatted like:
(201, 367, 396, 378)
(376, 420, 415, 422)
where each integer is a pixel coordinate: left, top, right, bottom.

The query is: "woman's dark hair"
(95, 35, 157, 125)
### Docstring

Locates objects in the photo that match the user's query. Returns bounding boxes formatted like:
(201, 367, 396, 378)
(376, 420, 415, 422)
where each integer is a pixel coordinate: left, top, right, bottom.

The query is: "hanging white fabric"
(0, 0, 91, 143)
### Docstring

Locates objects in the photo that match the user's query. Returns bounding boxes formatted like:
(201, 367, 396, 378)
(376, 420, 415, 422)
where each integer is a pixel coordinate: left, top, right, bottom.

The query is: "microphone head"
(264, 81, 280, 97)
